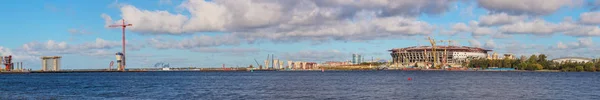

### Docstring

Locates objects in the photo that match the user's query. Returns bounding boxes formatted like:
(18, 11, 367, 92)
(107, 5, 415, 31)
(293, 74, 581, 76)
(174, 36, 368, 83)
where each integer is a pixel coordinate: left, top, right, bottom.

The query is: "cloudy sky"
(1, 0, 600, 69)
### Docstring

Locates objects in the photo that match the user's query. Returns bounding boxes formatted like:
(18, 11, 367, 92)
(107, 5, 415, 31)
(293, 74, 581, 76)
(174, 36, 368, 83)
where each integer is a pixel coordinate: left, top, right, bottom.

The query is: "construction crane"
(428, 37, 456, 69)
(108, 19, 133, 71)
(427, 37, 439, 69)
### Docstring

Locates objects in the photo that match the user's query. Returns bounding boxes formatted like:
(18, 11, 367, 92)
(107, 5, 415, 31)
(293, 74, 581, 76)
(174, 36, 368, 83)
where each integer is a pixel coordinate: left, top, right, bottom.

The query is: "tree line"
(466, 54, 600, 72)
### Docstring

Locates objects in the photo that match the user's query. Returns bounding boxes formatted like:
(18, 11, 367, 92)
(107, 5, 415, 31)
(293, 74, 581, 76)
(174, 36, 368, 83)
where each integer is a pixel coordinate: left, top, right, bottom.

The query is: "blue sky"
(1, 0, 600, 69)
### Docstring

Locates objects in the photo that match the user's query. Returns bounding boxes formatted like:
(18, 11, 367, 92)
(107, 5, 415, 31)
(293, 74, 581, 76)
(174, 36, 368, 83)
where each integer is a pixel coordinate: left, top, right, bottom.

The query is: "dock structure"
(41, 56, 61, 71)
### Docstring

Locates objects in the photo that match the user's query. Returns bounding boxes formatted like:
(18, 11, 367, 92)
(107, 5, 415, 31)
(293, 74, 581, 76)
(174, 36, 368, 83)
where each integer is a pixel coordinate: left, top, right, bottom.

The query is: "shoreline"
(0, 69, 568, 74)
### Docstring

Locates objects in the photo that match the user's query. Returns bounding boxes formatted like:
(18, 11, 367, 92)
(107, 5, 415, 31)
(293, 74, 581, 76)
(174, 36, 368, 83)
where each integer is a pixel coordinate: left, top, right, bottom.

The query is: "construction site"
(389, 46, 491, 68)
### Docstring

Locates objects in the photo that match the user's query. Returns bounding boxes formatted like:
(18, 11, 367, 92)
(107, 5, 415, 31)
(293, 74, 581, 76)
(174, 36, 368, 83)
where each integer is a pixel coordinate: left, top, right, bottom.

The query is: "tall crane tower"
(108, 19, 132, 71)
(427, 37, 438, 69)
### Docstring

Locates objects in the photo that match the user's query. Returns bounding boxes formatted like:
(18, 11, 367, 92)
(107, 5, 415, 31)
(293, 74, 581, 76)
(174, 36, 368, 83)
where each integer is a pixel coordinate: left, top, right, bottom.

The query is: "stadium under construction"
(389, 46, 492, 68)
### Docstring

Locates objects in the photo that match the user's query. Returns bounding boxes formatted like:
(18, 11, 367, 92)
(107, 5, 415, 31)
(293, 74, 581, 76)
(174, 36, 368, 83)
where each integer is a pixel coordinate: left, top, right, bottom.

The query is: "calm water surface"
(1, 71, 599, 100)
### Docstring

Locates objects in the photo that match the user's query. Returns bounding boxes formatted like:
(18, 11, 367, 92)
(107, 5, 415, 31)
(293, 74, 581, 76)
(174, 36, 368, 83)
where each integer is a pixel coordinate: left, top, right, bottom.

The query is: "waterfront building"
(551, 57, 592, 63)
(389, 46, 491, 67)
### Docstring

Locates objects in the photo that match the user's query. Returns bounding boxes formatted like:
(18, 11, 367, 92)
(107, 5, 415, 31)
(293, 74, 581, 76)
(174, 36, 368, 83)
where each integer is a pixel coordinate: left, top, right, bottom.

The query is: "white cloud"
(312, 0, 456, 17)
(491, 32, 512, 39)
(562, 25, 600, 37)
(479, 13, 527, 26)
(477, 0, 582, 15)
(0, 46, 39, 62)
(497, 42, 545, 56)
(553, 37, 594, 49)
(119, 5, 194, 34)
(281, 49, 348, 62)
(159, 0, 172, 5)
(445, 21, 495, 37)
(469, 39, 481, 47)
(0, 46, 13, 56)
(68, 28, 92, 35)
(234, 17, 434, 43)
(478, 18, 600, 37)
(499, 19, 566, 35)
(20, 38, 138, 57)
(543, 38, 598, 58)
(100, 13, 113, 28)
(578, 37, 594, 47)
(452, 23, 470, 32)
(103, 0, 449, 42)
(147, 34, 241, 49)
(556, 42, 568, 49)
(472, 27, 495, 36)
(484, 39, 496, 49)
(190, 48, 260, 53)
(579, 12, 600, 24)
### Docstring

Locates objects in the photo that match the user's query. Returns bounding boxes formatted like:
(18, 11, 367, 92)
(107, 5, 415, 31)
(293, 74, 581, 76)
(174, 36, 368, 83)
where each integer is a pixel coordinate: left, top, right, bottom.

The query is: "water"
(1, 71, 599, 100)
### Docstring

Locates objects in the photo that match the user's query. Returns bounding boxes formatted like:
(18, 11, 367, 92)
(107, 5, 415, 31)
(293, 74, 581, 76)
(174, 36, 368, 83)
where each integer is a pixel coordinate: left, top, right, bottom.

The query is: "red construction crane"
(108, 19, 132, 71)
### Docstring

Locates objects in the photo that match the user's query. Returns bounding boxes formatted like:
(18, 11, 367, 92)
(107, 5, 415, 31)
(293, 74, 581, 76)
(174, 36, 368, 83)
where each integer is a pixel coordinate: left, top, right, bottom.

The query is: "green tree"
(537, 54, 549, 69)
(576, 66, 585, 72)
(520, 55, 527, 62)
(537, 54, 547, 62)
(584, 62, 595, 72)
(517, 62, 529, 70)
(596, 62, 600, 71)
(511, 60, 520, 68)
(548, 62, 559, 70)
(502, 59, 512, 68)
(490, 59, 498, 67)
(528, 55, 538, 63)
(530, 63, 543, 70)
(585, 66, 596, 72)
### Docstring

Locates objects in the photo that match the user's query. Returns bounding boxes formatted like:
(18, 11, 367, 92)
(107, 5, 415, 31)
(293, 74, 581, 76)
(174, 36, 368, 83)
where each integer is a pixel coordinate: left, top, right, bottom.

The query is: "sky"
(1, 0, 600, 69)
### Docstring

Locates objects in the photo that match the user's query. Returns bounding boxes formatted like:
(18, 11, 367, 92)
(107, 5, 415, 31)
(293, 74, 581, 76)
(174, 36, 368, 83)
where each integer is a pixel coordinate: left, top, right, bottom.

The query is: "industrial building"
(552, 57, 593, 63)
(389, 46, 492, 67)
